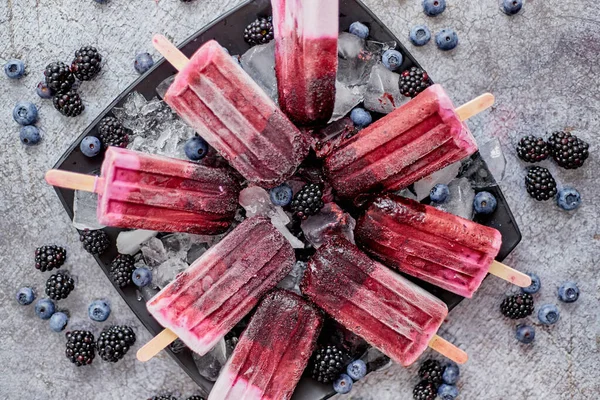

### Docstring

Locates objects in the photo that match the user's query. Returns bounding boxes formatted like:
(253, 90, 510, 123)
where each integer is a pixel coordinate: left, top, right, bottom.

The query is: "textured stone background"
(0, 0, 598, 399)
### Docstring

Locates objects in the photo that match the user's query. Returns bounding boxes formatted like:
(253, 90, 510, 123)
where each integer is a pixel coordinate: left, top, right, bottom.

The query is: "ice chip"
(73, 190, 106, 230)
(364, 64, 406, 114)
(239, 186, 273, 217)
(141, 237, 168, 267)
(338, 32, 365, 59)
(187, 242, 209, 264)
(156, 74, 177, 99)
(240, 41, 278, 103)
(277, 261, 307, 294)
(301, 203, 356, 248)
(330, 80, 366, 122)
(413, 161, 461, 201)
(116, 230, 158, 255)
(479, 138, 506, 182)
(337, 32, 378, 87)
(193, 338, 228, 382)
(434, 177, 475, 220)
(271, 217, 304, 249)
(154, 257, 189, 288)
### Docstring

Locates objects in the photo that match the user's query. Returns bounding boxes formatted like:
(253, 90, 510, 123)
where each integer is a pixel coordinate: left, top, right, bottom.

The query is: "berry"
(422, 0, 446, 16)
(413, 380, 436, 400)
(547, 131, 589, 169)
(184, 136, 209, 160)
(66, 330, 95, 366)
(16, 287, 35, 305)
(435, 28, 459, 51)
(94, 0, 109, 3)
(333, 374, 353, 394)
(381, 49, 403, 71)
(4, 59, 25, 79)
(98, 116, 129, 148)
(409, 25, 431, 46)
(473, 191, 497, 214)
(44, 61, 75, 92)
(150, 396, 178, 400)
(132, 267, 153, 287)
(88, 299, 111, 322)
(310, 344, 347, 383)
(244, 16, 274, 46)
(350, 107, 372, 128)
(96, 325, 136, 362)
(538, 304, 560, 325)
(269, 183, 293, 207)
(346, 359, 367, 380)
(500, 293, 534, 319)
(80, 136, 102, 157)
(45, 271, 75, 300)
(20, 126, 42, 146)
(186, 397, 205, 400)
(53, 90, 84, 117)
(419, 359, 443, 389)
(35, 245, 67, 272)
(79, 229, 110, 254)
(134, 52, 155, 74)
(521, 272, 541, 295)
(557, 187, 581, 211)
(36, 81, 54, 99)
(558, 282, 579, 303)
(291, 183, 324, 219)
(437, 384, 459, 400)
(516, 135, 549, 163)
(110, 254, 136, 287)
(525, 166, 557, 201)
(442, 361, 459, 385)
(502, 0, 523, 15)
(71, 46, 102, 81)
(35, 298, 56, 320)
(515, 324, 535, 344)
(349, 22, 369, 39)
(13, 101, 38, 125)
(50, 312, 69, 332)
(399, 67, 431, 98)
(430, 184, 449, 203)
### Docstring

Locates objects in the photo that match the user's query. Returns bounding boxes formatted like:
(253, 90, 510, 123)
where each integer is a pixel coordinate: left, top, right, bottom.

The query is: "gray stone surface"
(0, 0, 598, 399)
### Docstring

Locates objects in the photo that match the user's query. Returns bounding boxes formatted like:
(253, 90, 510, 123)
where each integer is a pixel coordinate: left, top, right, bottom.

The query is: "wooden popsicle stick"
(428, 335, 468, 364)
(456, 93, 495, 121)
(153, 34, 189, 71)
(489, 260, 532, 288)
(136, 328, 178, 362)
(45, 170, 100, 193)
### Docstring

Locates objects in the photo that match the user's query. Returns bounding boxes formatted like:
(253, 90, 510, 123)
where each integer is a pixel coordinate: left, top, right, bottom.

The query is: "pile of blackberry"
(399, 67, 431, 98)
(243, 16, 274, 46)
(110, 254, 136, 287)
(65, 330, 96, 366)
(45, 271, 75, 300)
(500, 293, 534, 319)
(310, 344, 348, 383)
(98, 116, 129, 148)
(34, 245, 67, 272)
(79, 229, 111, 255)
(96, 325, 136, 362)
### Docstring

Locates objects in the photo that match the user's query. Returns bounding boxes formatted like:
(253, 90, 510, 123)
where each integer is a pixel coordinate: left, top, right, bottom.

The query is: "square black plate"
(50, 0, 522, 398)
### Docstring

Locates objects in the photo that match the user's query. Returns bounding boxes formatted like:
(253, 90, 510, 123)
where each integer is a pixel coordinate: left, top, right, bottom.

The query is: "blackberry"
(310, 344, 348, 383)
(53, 90, 84, 117)
(149, 396, 178, 400)
(413, 380, 436, 400)
(186, 397, 205, 400)
(96, 325, 136, 362)
(418, 359, 444, 389)
(501, 293, 534, 319)
(98, 116, 129, 148)
(110, 254, 136, 287)
(45, 271, 75, 300)
(79, 229, 110, 255)
(516, 135, 549, 163)
(291, 183, 324, 219)
(399, 66, 431, 98)
(525, 166, 557, 201)
(35, 245, 67, 272)
(44, 61, 75, 92)
(65, 330, 95, 366)
(71, 46, 103, 81)
(243, 16, 274, 46)
(547, 131, 589, 169)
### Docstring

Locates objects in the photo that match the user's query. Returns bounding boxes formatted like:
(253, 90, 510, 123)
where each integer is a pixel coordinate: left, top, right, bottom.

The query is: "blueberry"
(521, 272, 541, 295)
(36, 81, 54, 99)
(16, 287, 35, 305)
(473, 191, 497, 214)
(435, 29, 459, 51)
(538, 304, 560, 325)
(423, 0, 446, 16)
(349, 22, 370, 39)
(557, 188, 581, 211)
(333, 374, 353, 394)
(515, 324, 535, 344)
(437, 384, 459, 400)
(346, 359, 367, 380)
(132, 267, 153, 287)
(558, 281, 579, 303)
(184, 136, 209, 160)
(88, 300, 111, 322)
(442, 361, 459, 385)
(381, 49, 403, 71)
(13, 101, 38, 125)
(4, 59, 26, 79)
(269, 183, 293, 207)
(34, 298, 56, 320)
(94, 0, 109, 3)
(430, 184, 450, 203)
(409, 25, 432, 46)
(49, 312, 69, 332)
(20, 126, 42, 146)
(80, 136, 102, 157)
(350, 107, 373, 128)
(502, 0, 523, 15)
(134, 52, 155, 74)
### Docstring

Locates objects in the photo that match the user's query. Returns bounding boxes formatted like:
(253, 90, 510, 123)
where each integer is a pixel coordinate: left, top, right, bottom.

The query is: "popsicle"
(355, 195, 531, 298)
(301, 237, 467, 366)
(139, 216, 295, 359)
(45, 147, 240, 234)
(324, 84, 494, 199)
(155, 36, 310, 188)
(208, 290, 322, 400)
(271, 0, 338, 125)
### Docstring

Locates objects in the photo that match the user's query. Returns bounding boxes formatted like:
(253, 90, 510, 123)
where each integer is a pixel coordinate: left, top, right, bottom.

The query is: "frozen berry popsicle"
(45, 147, 240, 234)
(208, 290, 322, 400)
(271, 0, 338, 125)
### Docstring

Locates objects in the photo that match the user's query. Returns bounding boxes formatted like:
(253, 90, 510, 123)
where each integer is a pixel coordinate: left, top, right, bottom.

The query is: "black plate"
(50, 0, 522, 398)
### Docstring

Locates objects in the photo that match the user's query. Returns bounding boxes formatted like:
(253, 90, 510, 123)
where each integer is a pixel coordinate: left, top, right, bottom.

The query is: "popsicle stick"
(489, 260, 532, 287)
(456, 93, 495, 121)
(45, 170, 99, 193)
(428, 335, 468, 364)
(136, 328, 178, 362)
(153, 34, 189, 71)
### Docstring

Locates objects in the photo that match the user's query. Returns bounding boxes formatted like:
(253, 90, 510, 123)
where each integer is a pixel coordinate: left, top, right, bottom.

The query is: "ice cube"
(140, 285, 159, 301)
(365, 40, 397, 55)
(434, 177, 475, 220)
(338, 32, 365, 59)
(239, 186, 274, 217)
(479, 138, 506, 182)
(187, 242, 208, 264)
(314, 117, 357, 158)
(241, 41, 278, 103)
(72, 190, 106, 230)
(156, 74, 176, 99)
(329, 80, 366, 123)
(116, 229, 159, 255)
(161, 233, 192, 256)
(277, 261, 307, 294)
(141, 237, 168, 267)
(193, 338, 228, 382)
(363, 63, 406, 114)
(413, 161, 461, 201)
(301, 203, 356, 248)
(271, 217, 305, 249)
(360, 347, 392, 372)
(337, 32, 378, 87)
(154, 257, 189, 288)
